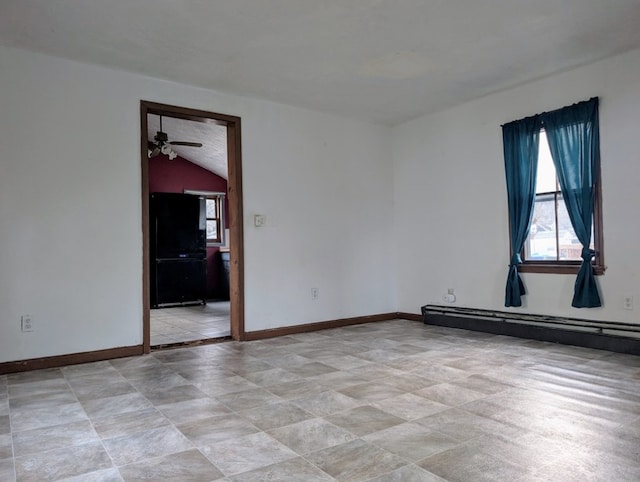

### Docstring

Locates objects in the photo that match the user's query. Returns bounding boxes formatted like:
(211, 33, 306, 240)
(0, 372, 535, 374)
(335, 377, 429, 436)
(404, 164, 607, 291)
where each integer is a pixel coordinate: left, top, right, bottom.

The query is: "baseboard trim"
(423, 310, 640, 356)
(244, 313, 399, 341)
(397, 312, 423, 322)
(0, 313, 420, 373)
(0, 345, 143, 375)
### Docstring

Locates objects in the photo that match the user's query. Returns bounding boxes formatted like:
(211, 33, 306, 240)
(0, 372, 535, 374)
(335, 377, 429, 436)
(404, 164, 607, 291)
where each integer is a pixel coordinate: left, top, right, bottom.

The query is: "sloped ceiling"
(147, 114, 228, 179)
(2, 1, 640, 125)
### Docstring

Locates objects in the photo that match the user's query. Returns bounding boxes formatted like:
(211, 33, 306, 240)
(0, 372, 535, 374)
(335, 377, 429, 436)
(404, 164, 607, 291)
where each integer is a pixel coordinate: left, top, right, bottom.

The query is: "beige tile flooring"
(2, 319, 640, 481)
(150, 301, 230, 346)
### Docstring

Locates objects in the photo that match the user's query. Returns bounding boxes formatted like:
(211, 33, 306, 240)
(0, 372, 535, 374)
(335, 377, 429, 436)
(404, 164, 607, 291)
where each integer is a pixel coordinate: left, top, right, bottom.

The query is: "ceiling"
(3, 1, 640, 126)
(147, 114, 228, 179)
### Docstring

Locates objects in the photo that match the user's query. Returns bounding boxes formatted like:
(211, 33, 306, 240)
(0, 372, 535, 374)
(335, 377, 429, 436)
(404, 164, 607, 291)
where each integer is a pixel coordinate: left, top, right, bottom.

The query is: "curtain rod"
(501, 96, 598, 127)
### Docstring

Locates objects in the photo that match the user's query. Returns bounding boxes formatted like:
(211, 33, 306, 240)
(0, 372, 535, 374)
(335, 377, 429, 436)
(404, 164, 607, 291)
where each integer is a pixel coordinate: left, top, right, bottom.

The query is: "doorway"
(140, 101, 245, 352)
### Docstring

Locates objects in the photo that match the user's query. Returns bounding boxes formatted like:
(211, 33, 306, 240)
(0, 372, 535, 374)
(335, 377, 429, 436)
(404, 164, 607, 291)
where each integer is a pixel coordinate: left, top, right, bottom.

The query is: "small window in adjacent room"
(185, 190, 226, 246)
(519, 131, 604, 275)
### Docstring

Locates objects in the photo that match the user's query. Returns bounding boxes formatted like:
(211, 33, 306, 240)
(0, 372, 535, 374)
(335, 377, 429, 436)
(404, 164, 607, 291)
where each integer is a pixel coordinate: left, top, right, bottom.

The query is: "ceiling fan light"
(168, 151, 178, 160)
(161, 143, 172, 155)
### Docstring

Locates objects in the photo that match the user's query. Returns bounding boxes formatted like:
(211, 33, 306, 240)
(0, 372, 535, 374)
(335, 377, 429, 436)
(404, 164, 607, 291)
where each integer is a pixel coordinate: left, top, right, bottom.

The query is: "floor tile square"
(325, 405, 405, 436)
(417, 443, 526, 482)
(372, 393, 450, 421)
(117, 449, 223, 481)
(12, 420, 99, 457)
(14, 441, 112, 481)
(268, 418, 356, 454)
(238, 401, 314, 430)
(103, 425, 193, 466)
(201, 431, 297, 476)
(306, 438, 407, 481)
(364, 422, 461, 461)
(177, 414, 259, 446)
(292, 389, 363, 417)
(227, 456, 334, 481)
(92, 407, 170, 439)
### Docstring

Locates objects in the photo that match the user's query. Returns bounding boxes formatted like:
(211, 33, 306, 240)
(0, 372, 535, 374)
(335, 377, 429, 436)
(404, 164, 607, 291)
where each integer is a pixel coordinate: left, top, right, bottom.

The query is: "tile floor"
(2, 320, 640, 481)
(150, 301, 230, 346)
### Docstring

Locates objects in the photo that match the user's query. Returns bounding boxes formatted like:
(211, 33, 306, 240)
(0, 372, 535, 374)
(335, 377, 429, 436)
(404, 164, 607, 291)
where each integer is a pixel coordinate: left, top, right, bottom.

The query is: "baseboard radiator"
(422, 304, 640, 356)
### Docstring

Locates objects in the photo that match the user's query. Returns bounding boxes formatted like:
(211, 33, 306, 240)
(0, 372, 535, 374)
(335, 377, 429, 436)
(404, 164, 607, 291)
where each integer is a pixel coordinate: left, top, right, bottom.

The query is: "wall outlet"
(21, 314, 33, 332)
(447, 288, 455, 295)
(623, 296, 634, 310)
(311, 288, 319, 300)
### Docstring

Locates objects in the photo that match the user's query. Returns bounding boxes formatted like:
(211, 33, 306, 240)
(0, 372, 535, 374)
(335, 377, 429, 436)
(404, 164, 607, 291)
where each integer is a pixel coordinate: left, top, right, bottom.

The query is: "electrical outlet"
(21, 314, 33, 332)
(623, 296, 634, 310)
(447, 288, 455, 295)
(311, 288, 319, 300)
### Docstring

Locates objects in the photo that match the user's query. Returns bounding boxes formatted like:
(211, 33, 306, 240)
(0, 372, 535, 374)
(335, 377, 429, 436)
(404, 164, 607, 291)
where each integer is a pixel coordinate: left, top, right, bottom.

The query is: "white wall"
(393, 48, 640, 324)
(0, 46, 395, 363)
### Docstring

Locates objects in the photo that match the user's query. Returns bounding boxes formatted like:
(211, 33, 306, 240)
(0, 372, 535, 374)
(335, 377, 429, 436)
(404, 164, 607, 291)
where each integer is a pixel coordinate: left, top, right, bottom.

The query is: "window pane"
(556, 195, 595, 261)
(525, 193, 557, 260)
(557, 195, 580, 260)
(206, 199, 217, 219)
(206, 220, 218, 240)
(536, 131, 557, 194)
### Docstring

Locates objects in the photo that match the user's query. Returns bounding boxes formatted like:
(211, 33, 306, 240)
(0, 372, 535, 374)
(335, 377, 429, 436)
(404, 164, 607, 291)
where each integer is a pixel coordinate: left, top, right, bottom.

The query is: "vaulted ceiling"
(147, 114, 228, 179)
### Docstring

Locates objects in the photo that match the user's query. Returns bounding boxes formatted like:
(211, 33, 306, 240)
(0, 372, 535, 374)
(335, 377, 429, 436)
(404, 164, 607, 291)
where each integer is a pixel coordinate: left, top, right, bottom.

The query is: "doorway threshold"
(151, 335, 232, 351)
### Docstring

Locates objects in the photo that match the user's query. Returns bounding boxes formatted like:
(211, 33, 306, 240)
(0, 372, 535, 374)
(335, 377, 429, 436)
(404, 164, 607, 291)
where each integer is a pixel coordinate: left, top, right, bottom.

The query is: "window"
(184, 190, 226, 246)
(205, 196, 223, 245)
(519, 130, 604, 275)
(503, 97, 602, 308)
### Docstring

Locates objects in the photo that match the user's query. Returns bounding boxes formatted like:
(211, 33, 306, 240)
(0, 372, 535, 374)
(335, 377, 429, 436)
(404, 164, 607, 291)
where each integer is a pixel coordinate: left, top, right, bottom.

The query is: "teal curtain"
(540, 98, 601, 308)
(503, 116, 540, 307)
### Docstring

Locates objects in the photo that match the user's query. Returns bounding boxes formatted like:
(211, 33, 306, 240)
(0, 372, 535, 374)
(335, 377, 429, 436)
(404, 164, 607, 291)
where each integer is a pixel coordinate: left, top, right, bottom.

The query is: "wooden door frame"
(140, 101, 245, 352)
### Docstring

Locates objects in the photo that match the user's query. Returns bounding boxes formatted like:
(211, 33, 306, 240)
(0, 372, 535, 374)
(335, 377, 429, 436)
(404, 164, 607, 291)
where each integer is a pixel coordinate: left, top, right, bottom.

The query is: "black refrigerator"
(150, 192, 207, 307)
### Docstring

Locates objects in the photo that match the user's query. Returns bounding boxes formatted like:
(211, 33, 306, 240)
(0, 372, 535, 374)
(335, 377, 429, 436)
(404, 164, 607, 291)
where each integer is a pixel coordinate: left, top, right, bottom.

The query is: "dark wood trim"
(0, 315, 417, 374)
(227, 120, 245, 341)
(519, 261, 605, 275)
(396, 312, 423, 322)
(140, 103, 151, 354)
(0, 345, 143, 375)
(140, 101, 245, 344)
(143, 101, 240, 125)
(244, 313, 399, 341)
(593, 156, 605, 273)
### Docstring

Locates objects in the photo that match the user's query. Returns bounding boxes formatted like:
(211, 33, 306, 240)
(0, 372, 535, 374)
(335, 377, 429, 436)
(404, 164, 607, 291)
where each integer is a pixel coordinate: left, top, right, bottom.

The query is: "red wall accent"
(149, 154, 228, 299)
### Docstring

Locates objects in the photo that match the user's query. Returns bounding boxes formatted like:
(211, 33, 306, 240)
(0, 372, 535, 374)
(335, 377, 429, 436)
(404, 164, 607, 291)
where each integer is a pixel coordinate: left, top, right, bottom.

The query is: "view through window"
(524, 131, 594, 262)
(206, 196, 222, 244)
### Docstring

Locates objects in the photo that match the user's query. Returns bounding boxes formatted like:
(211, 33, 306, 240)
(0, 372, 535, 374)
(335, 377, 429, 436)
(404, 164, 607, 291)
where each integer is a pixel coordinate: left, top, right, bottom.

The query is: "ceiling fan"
(148, 115, 203, 159)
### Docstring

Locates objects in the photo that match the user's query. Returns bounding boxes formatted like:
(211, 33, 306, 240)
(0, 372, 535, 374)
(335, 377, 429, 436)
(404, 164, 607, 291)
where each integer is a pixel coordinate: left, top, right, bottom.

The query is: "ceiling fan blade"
(169, 141, 203, 148)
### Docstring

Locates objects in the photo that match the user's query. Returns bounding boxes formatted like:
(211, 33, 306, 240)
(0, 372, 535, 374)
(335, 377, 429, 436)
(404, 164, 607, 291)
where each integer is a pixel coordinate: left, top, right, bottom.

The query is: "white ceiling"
(3, 1, 640, 127)
(147, 114, 228, 179)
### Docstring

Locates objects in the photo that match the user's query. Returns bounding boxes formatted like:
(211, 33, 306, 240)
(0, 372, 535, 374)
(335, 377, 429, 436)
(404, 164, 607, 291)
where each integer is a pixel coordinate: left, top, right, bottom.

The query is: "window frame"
(184, 189, 226, 247)
(515, 136, 605, 275)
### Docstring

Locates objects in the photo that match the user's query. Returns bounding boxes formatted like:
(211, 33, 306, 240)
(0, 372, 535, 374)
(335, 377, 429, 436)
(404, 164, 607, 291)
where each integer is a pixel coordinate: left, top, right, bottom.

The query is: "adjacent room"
(1, 1, 640, 481)
(146, 113, 232, 345)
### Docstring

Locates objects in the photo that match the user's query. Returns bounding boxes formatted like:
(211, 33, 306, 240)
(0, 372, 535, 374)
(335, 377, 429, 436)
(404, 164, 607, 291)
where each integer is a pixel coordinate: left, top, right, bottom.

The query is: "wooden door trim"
(140, 101, 245, 352)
